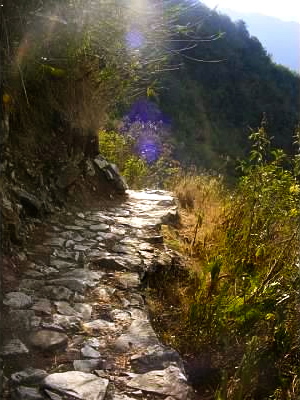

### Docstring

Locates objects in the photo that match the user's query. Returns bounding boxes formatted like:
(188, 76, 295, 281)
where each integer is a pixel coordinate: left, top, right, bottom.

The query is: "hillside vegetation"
(159, 1, 300, 171)
(147, 122, 300, 399)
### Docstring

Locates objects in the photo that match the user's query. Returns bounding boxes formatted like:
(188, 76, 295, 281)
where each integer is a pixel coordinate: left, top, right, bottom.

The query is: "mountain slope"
(158, 1, 300, 171)
(221, 8, 300, 73)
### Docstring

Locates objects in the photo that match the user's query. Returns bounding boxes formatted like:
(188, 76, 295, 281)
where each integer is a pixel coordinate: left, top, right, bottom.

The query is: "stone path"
(1, 190, 193, 400)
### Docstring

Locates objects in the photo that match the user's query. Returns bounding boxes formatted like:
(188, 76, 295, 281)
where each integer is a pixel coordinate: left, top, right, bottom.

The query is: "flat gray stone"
(52, 314, 80, 330)
(140, 235, 163, 244)
(29, 330, 68, 351)
(24, 270, 44, 279)
(54, 301, 79, 316)
(92, 286, 115, 302)
(34, 265, 59, 277)
(65, 240, 75, 248)
(96, 232, 118, 241)
(49, 258, 77, 270)
(93, 157, 109, 170)
(161, 208, 180, 225)
(82, 319, 116, 335)
(59, 231, 79, 239)
(112, 208, 131, 217)
(73, 359, 101, 373)
(65, 225, 85, 231)
(89, 224, 110, 232)
(129, 308, 148, 321)
(40, 323, 65, 333)
(85, 338, 101, 348)
(13, 386, 44, 400)
(88, 249, 107, 258)
(1, 339, 29, 356)
(9, 310, 39, 331)
(110, 226, 126, 235)
(60, 231, 84, 242)
(82, 230, 99, 239)
(32, 299, 52, 315)
(114, 320, 159, 352)
(127, 190, 174, 203)
(126, 366, 190, 399)
(51, 250, 75, 261)
(74, 293, 85, 302)
(49, 270, 103, 294)
(120, 237, 140, 246)
(139, 242, 154, 252)
(19, 280, 45, 291)
(42, 371, 109, 400)
(121, 255, 142, 270)
(56, 164, 80, 189)
(44, 238, 65, 247)
(110, 309, 131, 322)
(81, 345, 101, 359)
(92, 255, 127, 270)
(73, 303, 92, 321)
(11, 368, 48, 385)
(130, 345, 184, 373)
(116, 216, 161, 229)
(111, 245, 135, 254)
(122, 293, 144, 307)
(43, 286, 72, 301)
(74, 219, 92, 227)
(3, 292, 32, 309)
(114, 272, 140, 289)
(73, 244, 90, 252)
(48, 278, 91, 293)
(14, 188, 42, 214)
(63, 269, 104, 280)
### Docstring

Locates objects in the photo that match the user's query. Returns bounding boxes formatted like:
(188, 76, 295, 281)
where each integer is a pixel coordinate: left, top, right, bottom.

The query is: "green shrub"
(149, 121, 300, 399)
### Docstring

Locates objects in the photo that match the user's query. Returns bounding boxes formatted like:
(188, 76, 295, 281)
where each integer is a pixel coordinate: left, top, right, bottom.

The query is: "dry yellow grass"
(164, 172, 227, 272)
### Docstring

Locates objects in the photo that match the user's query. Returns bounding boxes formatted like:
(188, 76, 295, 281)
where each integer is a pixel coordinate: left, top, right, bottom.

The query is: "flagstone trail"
(1, 190, 193, 400)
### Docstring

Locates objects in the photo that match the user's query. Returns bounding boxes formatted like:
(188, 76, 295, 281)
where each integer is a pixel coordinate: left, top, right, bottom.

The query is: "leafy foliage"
(99, 125, 181, 189)
(148, 124, 300, 399)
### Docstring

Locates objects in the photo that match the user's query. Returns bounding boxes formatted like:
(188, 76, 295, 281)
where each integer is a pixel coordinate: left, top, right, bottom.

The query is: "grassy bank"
(146, 126, 300, 399)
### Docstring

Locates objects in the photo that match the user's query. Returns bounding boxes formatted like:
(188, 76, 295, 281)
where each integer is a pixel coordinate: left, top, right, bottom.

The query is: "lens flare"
(136, 137, 161, 163)
(126, 29, 145, 49)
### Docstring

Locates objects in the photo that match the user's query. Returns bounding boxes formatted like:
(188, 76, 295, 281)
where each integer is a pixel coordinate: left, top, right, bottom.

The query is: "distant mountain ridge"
(220, 8, 300, 73)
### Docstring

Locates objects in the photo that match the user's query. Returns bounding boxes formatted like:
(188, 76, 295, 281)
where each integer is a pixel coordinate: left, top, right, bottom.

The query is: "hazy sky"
(202, 0, 300, 23)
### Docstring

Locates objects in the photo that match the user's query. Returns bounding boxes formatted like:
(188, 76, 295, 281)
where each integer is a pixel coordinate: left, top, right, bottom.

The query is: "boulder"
(130, 345, 184, 373)
(13, 188, 42, 216)
(42, 371, 109, 400)
(56, 164, 80, 189)
(11, 368, 48, 385)
(127, 366, 190, 399)
(114, 320, 159, 352)
(93, 156, 128, 193)
(73, 359, 101, 373)
(3, 292, 32, 309)
(1, 339, 29, 356)
(81, 345, 101, 359)
(29, 330, 68, 352)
